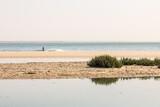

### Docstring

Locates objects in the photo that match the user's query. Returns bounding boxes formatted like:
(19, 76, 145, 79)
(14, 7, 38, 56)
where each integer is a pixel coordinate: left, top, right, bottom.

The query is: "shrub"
(87, 55, 123, 68)
(88, 55, 160, 68)
(136, 58, 155, 66)
(121, 58, 137, 65)
(154, 58, 160, 65)
(121, 58, 160, 66)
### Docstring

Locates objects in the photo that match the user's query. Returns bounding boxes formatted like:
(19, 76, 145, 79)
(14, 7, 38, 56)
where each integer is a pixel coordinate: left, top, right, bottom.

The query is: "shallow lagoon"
(0, 78, 160, 107)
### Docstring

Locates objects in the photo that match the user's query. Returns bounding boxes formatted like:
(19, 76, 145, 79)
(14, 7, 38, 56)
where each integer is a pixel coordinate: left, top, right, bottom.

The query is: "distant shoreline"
(0, 42, 160, 51)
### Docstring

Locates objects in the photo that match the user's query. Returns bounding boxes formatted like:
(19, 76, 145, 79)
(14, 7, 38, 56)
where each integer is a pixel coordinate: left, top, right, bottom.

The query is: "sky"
(0, 0, 160, 42)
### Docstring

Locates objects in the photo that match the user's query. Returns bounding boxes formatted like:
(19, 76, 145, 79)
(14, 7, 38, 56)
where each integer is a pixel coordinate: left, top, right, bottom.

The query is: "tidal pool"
(0, 78, 160, 107)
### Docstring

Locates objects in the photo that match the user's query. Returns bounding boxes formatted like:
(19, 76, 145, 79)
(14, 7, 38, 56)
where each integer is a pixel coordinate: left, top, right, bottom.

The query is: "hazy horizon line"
(0, 41, 160, 43)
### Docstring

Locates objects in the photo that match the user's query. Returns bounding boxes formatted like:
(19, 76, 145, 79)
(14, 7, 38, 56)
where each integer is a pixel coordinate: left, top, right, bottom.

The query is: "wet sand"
(0, 62, 160, 79)
(0, 51, 160, 58)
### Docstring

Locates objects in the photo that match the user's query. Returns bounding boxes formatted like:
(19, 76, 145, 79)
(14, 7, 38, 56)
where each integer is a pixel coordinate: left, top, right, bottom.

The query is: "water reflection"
(91, 78, 118, 86)
(121, 77, 152, 80)
(1, 79, 160, 107)
(154, 76, 160, 80)
(91, 76, 160, 86)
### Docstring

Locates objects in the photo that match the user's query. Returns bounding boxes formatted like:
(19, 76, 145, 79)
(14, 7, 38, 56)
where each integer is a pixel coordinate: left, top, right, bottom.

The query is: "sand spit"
(0, 62, 160, 79)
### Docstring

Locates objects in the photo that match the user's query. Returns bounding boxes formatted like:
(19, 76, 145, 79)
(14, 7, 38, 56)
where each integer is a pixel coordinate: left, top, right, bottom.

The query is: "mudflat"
(0, 62, 160, 79)
(0, 51, 160, 79)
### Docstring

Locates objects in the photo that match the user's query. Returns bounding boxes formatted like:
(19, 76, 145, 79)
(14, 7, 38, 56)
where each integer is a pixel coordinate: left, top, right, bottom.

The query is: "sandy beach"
(0, 51, 160, 58)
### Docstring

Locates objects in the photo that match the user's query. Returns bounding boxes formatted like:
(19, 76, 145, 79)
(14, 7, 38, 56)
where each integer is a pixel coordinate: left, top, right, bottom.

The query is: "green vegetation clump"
(87, 55, 122, 68)
(121, 58, 160, 66)
(154, 58, 160, 65)
(136, 58, 155, 66)
(88, 55, 160, 68)
(120, 58, 137, 65)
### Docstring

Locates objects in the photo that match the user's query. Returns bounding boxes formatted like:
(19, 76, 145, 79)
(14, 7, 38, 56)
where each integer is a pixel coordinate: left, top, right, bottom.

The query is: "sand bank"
(0, 51, 160, 79)
(0, 51, 160, 58)
(0, 62, 160, 79)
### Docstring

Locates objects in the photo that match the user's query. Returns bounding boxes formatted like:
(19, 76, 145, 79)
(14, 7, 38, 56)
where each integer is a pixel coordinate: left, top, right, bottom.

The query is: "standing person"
(42, 46, 45, 51)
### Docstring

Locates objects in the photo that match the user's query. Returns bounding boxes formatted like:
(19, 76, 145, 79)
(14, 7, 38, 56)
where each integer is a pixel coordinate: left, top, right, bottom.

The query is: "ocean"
(0, 42, 160, 51)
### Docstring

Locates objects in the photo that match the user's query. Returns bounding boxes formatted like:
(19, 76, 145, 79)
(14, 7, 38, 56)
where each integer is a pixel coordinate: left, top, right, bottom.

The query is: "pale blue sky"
(0, 0, 160, 42)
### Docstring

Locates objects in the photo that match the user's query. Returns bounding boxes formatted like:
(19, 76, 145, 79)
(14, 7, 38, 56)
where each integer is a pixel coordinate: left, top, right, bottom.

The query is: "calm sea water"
(0, 78, 160, 107)
(0, 42, 160, 51)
